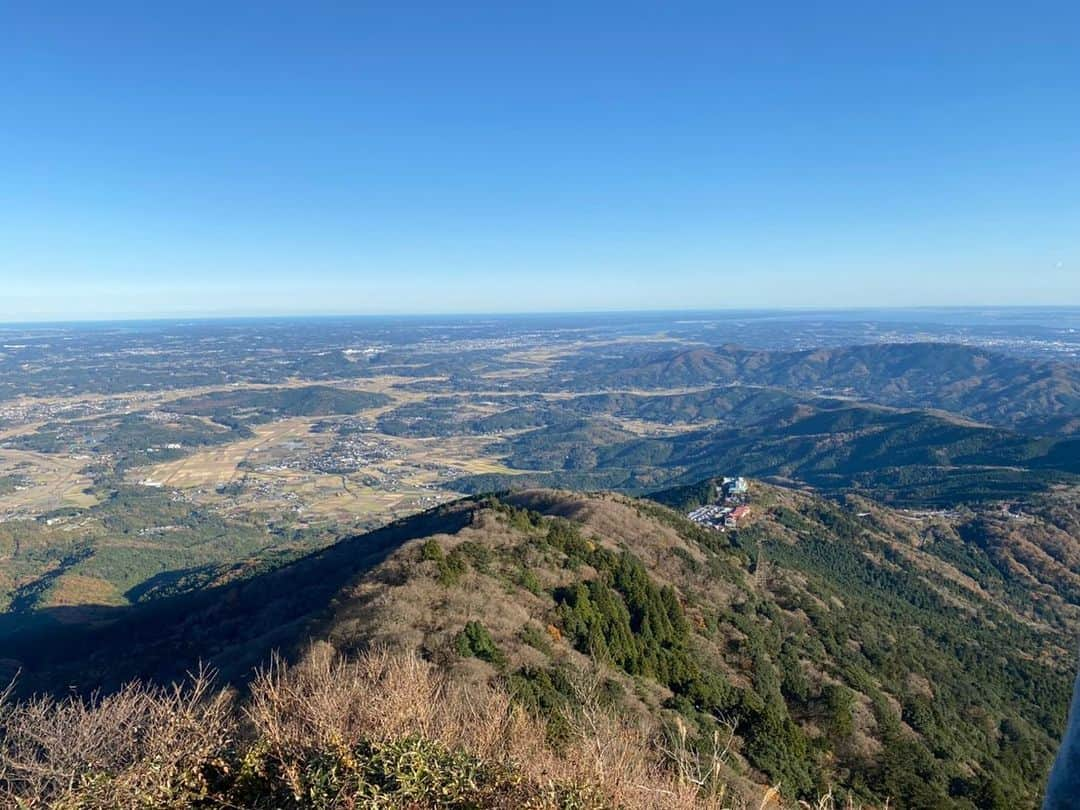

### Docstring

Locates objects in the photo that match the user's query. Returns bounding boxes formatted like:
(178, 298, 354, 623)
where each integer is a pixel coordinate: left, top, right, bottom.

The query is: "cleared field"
(390, 435, 529, 475)
(143, 417, 526, 490)
(283, 476, 445, 522)
(6, 373, 716, 528)
(132, 413, 532, 528)
(613, 417, 720, 436)
(43, 573, 126, 609)
(140, 418, 320, 488)
(7, 367, 695, 533)
(0, 446, 97, 515)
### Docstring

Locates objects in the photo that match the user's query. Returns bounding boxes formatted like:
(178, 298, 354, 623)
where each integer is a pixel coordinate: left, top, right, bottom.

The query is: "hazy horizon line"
(2, 303, 1079, 328)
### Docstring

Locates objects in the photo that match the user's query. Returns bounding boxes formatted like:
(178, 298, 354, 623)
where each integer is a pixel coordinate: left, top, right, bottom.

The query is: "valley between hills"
(1, 313, 1078, 808)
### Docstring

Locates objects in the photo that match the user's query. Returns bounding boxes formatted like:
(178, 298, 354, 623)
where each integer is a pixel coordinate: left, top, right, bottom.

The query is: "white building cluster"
(687, 476, 751, 530)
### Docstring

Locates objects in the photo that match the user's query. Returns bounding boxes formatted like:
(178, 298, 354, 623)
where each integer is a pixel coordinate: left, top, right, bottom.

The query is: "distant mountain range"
(452, 397, 1079, 505)
(555, 342, 1080, 436)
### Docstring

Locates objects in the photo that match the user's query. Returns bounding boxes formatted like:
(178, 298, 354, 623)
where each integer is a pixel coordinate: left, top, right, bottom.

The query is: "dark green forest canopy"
(165, 385, 391, 426)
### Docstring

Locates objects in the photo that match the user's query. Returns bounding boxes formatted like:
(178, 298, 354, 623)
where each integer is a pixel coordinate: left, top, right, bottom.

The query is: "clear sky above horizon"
(1, 2, 1078, 321)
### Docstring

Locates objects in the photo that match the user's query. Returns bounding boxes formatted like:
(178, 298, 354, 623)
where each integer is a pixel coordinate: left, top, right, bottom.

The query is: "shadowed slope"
(2, 502, 474, 696)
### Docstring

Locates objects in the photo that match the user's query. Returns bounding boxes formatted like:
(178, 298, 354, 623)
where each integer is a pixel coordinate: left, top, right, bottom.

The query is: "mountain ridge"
(5, 480, 1078, 807)
(555, 342, 1080, 436)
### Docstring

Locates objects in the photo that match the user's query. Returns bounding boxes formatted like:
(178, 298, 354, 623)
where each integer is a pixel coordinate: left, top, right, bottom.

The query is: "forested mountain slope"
(316, 486, 1078, 807)
(8, 482, 1074, 807)
(555, 342, 1080, 435)
(452, 400, 1080, 504)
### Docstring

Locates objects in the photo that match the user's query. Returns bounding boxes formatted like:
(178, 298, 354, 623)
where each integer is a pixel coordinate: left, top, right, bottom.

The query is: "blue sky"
(1, 2, 1078, 320)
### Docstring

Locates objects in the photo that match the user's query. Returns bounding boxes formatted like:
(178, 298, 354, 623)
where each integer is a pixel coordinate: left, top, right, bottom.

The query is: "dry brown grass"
(0, 665, 234, 808)
(0, 646, 864, 809)
(247, 642, 721, 809)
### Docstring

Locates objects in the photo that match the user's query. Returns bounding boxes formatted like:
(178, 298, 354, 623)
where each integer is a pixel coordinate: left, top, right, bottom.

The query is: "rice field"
(140, 418, 318, 489)
(0, 446, 97, 516)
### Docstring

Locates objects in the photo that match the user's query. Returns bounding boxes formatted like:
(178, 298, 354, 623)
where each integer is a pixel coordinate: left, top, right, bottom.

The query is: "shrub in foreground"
(0, 645, 855, 808)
